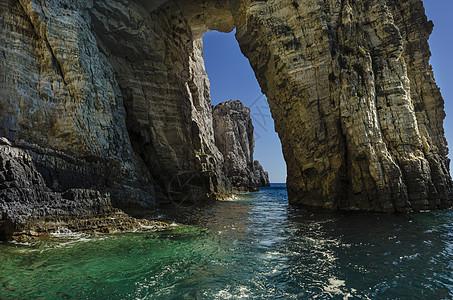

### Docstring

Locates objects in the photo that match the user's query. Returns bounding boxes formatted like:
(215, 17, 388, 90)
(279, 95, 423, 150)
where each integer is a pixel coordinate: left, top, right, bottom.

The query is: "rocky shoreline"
(0, 112, 268, 241)
(0, 141, 165, 241)
(0, 97, 269, 241)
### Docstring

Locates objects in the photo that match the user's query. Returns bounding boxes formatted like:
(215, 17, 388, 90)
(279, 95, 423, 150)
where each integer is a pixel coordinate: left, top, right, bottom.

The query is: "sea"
(1, 183, 453, 299)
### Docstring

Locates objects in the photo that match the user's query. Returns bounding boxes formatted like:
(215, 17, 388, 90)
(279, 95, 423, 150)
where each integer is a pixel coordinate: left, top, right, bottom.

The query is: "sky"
(203, 1, 453, 183)
(203, 30, 287, 183)
(423, 1, 453, 172)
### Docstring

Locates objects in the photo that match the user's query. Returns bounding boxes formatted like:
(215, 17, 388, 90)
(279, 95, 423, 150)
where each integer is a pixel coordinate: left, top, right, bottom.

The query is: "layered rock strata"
(0, 141, 167, 241)
(233, 0, 452, 211)
(213, 100, 270, 192)
(0, 0, 156, 210)
(0, 0, 451, 239)
(90, 1, 231, 204)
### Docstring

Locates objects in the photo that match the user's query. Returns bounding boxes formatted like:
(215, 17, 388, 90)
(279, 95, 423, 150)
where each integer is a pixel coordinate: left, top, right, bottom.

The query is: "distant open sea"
(1, 183, 453, 299)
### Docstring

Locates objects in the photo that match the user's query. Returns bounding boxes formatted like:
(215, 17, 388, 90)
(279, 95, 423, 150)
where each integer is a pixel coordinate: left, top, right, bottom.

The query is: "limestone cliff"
(213, 100, 270, 192)
(0, 0, 451, 240)
(0, 0, 156, 211)
(234, 0, 452, 211)
(90, 1, 231, 204)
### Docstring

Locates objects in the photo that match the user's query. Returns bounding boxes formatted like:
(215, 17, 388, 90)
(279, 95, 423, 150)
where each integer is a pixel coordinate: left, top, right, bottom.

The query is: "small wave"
(212, 285, 251, 299)
(221, 195, 239, 202)
(323, 277, 346, 296)
(50, 227, 75, 236)
(10, 240, 38, 247)
(49, 227, 91, 241)
(392, 253, 420, 265)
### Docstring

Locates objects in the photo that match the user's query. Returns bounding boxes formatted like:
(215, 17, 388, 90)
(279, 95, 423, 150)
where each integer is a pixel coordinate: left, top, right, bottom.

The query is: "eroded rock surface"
(213, 100, 270, 192)
(0, 0, 156, 211)
(0, 143, 166, 241)
(234, 0, 452, 211)
(253, 160, 271, 188)
(89, 0, 235, 205)
(0, 0, 452, 240)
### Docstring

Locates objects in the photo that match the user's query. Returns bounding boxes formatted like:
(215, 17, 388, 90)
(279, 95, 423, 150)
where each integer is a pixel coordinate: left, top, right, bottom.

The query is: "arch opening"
(92, 0, 453, 211)
(202, 29, 287, 184)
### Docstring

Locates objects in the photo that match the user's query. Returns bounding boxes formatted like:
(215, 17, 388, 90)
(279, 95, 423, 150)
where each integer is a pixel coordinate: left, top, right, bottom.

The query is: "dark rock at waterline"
(0, 144, 167, 241)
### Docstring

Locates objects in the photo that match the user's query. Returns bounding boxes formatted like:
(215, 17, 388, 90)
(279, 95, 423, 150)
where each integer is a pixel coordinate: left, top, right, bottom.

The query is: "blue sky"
(203, 1, 452, 183)
(203, 30, 287, 183)
(424, 1, 453, 173)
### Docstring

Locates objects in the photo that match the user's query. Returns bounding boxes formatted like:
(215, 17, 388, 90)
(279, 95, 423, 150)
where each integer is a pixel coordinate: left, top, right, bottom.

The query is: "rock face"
(0, 0, 452, 238)
(0, 0, 156, 211)
(213, 100, 270, 192)
(235, 0, 452, 211)
(0, 143, 166, 241)
(253, 160, 271, 189)
(90, 1, 231, 203)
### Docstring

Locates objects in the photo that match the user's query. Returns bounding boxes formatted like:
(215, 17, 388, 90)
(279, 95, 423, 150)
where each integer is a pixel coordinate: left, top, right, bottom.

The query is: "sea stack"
(213, 100, 270, 192)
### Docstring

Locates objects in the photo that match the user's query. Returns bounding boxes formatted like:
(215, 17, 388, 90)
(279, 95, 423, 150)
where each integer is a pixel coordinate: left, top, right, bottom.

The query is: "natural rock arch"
(1, 0, 452, 214)
(129, 0, 453, 211)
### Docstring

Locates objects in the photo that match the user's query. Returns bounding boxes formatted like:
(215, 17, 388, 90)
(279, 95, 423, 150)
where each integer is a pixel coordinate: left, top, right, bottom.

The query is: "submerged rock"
(213, 100, 270, 192)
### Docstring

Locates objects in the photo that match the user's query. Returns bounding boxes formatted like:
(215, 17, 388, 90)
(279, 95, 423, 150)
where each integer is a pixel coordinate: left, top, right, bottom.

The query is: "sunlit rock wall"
(233, 0, 452, 211)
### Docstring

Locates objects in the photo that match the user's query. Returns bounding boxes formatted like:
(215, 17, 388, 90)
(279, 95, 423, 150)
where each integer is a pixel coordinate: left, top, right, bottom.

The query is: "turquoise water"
(1, 184, 453, 299)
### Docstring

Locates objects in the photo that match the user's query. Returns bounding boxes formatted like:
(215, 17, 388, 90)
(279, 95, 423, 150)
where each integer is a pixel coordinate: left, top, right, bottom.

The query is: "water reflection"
(2, 186, 453, 299)
(283, 208, 453, 299)
(155, 186, 453, 299)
